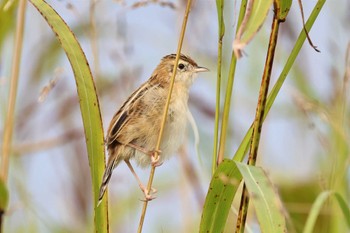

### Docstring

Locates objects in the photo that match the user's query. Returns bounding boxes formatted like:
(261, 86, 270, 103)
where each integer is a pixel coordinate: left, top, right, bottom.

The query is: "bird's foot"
(139, 184, 157, 201)
(147, 149, 162, 167)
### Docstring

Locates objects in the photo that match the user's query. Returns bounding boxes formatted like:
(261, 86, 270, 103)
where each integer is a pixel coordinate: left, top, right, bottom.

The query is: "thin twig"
(1, 0, 27, 182)
(217, 0, 247, 166)
(235, 5, 280, 233)
(137, 0, 193, 232)
(0, 0, 27, 231)
(297, 0, 320, 52)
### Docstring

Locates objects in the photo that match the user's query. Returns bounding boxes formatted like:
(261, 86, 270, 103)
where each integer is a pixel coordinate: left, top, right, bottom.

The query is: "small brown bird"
(98, 54, 208, 204)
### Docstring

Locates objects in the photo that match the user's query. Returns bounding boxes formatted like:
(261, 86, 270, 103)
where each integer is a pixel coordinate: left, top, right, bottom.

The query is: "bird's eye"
(178, 63, 185, 70)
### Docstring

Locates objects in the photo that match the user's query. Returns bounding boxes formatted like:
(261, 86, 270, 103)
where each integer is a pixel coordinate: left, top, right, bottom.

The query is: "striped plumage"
(98, 54, 208, 203)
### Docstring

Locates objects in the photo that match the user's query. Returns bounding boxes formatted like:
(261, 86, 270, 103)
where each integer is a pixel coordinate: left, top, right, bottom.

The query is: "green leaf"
(235, 163, 287, 233)
(234, 0, 273, 56)
(29, 1, 109, 232)
(201, 161, 287, 233)
(233, 0, 326, 162)
(276, 0, 293, 21)
(303, 191, 350, 233)
(0, 179, 9, 211)
(200, 160, 242, 233)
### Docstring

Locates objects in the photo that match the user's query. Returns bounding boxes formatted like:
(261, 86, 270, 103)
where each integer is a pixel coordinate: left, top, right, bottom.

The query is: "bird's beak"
(195, 66, 209, 73)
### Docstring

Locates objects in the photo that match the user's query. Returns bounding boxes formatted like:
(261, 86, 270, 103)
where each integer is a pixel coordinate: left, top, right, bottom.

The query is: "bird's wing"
(106, 80, 158, 147)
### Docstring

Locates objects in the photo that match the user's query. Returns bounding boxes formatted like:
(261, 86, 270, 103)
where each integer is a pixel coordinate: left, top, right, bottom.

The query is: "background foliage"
(0, 0, 349, 232)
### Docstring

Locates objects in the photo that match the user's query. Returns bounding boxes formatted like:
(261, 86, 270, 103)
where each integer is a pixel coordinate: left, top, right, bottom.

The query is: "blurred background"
(0, 0, 349, 232)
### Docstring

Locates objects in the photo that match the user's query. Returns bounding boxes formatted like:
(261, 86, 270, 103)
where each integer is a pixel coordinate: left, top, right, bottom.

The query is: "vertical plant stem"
(137, 1, 192, 232)
(217, 0, 247, 165)
(235, 8, 280, 233)
(217, 54, 237, 164)
(212, 0, 224, 174)
(1, 0, 27, 182)
(0, 1, 26, 231)
(232, 0, 326, 162)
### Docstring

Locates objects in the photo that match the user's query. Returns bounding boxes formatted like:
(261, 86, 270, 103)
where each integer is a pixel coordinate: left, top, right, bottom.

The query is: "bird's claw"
(147, 149, 161, 157)
(149, 149, 162, 167)
(151, 156, 163, 167)
(140, 186, 157, 201)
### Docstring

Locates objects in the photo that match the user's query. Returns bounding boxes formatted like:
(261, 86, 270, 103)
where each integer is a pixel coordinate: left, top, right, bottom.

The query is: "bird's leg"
(126, 143, 163, 167)
(124, 160, 157, 201)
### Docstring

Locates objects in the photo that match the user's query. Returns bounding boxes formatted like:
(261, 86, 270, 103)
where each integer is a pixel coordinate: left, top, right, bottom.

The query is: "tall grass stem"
(137, 1, 193, 232)
(235, 9, 280, 233)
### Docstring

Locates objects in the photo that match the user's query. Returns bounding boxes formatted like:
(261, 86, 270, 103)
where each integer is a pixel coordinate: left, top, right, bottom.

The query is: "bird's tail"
(97, 155, 120, 206)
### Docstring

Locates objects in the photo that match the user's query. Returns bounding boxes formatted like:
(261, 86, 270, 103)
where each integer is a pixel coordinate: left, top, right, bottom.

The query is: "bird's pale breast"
(134, 84, 189, 167)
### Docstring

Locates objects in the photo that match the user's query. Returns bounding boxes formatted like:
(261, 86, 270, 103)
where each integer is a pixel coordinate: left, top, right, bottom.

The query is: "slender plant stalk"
(235, 7, 280, 233)
(217, 52, 237, 164)
(217, 0, 247, 165)
(0, 1, 27, 231)
(1, 0, 27, 182)
(232, 0, 326, 162)
(137, 0, 192, 232)
(212, 0, 224, 174)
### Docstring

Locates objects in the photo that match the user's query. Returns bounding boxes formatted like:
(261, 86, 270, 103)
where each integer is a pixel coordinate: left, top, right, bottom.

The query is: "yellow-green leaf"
(234, 0, 273, 57)
(200, 160, 242, 233)
(236, 163, 287, 233)
(29, 1, 109, 232)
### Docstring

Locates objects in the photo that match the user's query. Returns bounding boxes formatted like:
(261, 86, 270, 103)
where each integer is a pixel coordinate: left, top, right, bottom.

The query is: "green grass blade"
(200, 160, 242, 233)
(303, 191, 350, 233)
(233, 0, 326, 162)
(29, 1, 109, 232)
(234, 0, 273, 56)
(217, 0, 247, 165)
(212, 0, 224, 173)
(235, 163, 287, 233)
